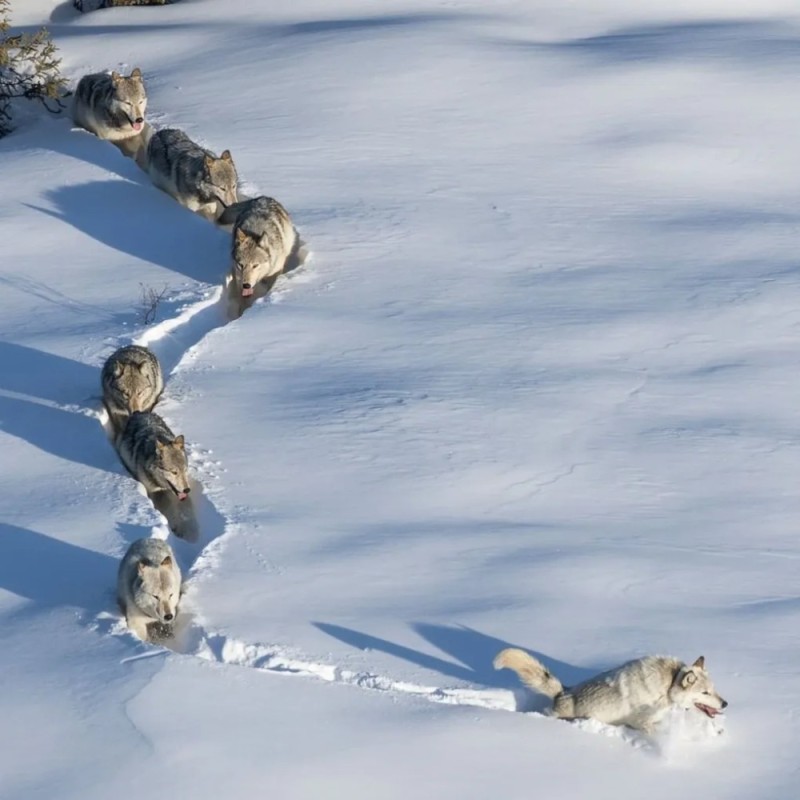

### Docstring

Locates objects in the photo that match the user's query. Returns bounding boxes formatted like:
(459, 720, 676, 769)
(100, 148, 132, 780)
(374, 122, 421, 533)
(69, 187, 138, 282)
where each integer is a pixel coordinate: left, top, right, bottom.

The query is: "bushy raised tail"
(493, 648, 564, 698)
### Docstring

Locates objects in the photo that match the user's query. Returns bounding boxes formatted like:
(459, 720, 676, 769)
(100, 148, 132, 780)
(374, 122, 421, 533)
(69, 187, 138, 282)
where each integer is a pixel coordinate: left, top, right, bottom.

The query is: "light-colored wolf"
(494, 648, 727, 733)
(117, 537, 182, 641)
(146, 128, 238, 221)
(116, 411, 191, 502)
(218, 196, 298, 317)
(101, 345, 163, 433)
(72, 68, 147, 156)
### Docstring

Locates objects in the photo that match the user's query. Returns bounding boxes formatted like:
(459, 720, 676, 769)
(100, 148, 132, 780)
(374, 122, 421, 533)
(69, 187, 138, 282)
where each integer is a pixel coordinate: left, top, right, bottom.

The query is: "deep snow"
(2, 1, 800, 797)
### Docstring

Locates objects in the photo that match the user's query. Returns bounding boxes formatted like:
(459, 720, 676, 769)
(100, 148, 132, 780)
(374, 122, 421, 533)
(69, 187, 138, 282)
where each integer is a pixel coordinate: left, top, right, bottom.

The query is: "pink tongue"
(133, 121, 143, 132)
(177, 492, 188, 501)
(241, 287, 254, 297)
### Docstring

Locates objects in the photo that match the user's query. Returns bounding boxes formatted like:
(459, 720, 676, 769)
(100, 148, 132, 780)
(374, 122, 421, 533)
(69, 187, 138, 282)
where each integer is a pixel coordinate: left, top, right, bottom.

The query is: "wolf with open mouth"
(116, 410, 192, 509)
(72, 68, 148, 145)
(495, 648, 727, 733)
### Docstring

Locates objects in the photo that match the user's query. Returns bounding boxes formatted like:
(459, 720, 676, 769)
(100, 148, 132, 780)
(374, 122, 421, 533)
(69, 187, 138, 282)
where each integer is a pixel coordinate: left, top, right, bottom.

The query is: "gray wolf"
(146, 128, 238, 221)
(494, 648, 727, 733)
(101, 345, 163, 433)
(116, 411, 191, 503)
(218, 196, 299, 316)
(72, 68, 147, 152)
(117, 537, 181, 642)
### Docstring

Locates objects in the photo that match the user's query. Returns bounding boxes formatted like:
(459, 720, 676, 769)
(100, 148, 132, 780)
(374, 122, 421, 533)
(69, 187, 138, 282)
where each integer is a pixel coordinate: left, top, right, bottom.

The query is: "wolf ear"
(160, 555, 172, 568)
(203, 154, 214, 170)
(155, 439, 166, 450)
(220, 149, 233, 162)
(137, 561, 148, 575)
(692, 656, 705, 669)
(174, 434, 185, 449)
(112, 363, 125, 377)
(131, 67, 142, 80)
(235, 227, 248, 243)
(111, 71, 121, 84)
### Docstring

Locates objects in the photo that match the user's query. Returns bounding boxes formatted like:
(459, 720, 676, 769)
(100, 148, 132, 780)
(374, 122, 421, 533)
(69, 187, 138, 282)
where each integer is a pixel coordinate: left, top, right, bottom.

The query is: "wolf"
(72, 68, 147, 156)
(218, 196, 298, 316)
(146, 128, 238, 221)
(101, 345, 163, 433)
(494, 648, 727, 733)
(116, 411, 191, 503)
(117, 537, 181, 642)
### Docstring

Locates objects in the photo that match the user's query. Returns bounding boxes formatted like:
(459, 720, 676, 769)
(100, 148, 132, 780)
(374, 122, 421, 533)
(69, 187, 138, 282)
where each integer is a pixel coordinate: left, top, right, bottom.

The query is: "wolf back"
(102, 345, 163, 432)
(116, 411, 191, 501)
(72, 68, 147, 142)
(146, 128, 238, 220)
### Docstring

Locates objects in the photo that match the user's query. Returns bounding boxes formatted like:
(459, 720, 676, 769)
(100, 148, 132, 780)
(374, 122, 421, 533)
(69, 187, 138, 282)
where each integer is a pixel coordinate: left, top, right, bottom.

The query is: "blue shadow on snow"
(0, 523, 116, 612)
(314, 622, 595, 692)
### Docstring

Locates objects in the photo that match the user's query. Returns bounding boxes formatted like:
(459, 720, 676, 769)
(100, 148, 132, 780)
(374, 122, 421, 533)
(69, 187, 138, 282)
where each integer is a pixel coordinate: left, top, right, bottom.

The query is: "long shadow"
(652, 208, 800, 231)
(25, 180, 229, 284)
(43, 122, 148, 183)
(314, 622, 595, 691)
(0, 394, 113, 473)
(308, 516, 560, 561)
(40, 9, 484, 35)
(0, 341, 98, 405)
(498, 19, 800, 68)
(277, 13, 487, 38)
(0, 523, 116, 611)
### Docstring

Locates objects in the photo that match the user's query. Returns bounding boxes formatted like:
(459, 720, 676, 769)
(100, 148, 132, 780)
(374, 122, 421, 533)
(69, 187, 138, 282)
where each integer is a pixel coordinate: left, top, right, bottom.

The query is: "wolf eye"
(702, 691, 710, 695)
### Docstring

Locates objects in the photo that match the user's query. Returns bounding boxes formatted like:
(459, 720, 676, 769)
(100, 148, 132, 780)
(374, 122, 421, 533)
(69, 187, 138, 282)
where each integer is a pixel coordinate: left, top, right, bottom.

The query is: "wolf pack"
(71, 66, 729, 738)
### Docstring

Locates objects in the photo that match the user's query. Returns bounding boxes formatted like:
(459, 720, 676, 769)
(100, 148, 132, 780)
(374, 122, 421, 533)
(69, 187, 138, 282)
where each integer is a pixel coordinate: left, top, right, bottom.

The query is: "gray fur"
(117, 538, 181, 641)
(220, 196, 297, 316)
(101, 345, 163, 433)
(116, 411, 191, 502)
(495, 648, 727, 733)
(72, 68, 147, 142)
(146, 128, 238, 221)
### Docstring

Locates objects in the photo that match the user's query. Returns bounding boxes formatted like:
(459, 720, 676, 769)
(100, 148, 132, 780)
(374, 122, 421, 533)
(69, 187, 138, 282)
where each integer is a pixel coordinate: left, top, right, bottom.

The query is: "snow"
(2, 0, 800, 796)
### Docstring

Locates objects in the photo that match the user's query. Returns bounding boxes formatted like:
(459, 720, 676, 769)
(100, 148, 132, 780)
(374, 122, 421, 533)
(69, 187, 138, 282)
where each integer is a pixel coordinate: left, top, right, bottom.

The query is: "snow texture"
(2, 0, 800, 797)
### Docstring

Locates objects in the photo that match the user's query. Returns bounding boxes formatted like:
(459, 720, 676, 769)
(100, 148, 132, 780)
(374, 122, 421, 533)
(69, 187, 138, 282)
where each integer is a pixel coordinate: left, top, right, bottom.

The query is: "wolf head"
(133, 554, 180, 624)
(110, 67, 147, 133)
(202, 150, 238, 209)
(668, 656, 727, 719)
(232, 228, 271, 297)
(155, 435, 191, 501)
(112, 360, 154, 412)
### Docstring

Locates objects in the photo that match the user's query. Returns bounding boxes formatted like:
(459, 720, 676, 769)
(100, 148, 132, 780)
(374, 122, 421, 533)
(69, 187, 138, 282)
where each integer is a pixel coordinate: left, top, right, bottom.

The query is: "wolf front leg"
(124, 607, 153, 641)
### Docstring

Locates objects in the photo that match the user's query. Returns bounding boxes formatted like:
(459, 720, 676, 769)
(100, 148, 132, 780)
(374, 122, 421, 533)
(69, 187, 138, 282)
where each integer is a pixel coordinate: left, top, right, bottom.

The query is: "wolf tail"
(493, 648, 564, 698)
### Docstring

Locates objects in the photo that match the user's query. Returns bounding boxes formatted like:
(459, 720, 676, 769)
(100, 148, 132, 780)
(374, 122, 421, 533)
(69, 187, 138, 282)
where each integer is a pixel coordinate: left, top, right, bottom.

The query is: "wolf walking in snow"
(101, 345, 163, 433)
(117, 537, 182, 641)
(146, 128, 238, 221)
(116, 410, 191, 500)
(494, 648, 727, 733)
(218, 196, 300, 317)
(72, 68, 148, 157)
(116, 411, 198, 540)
